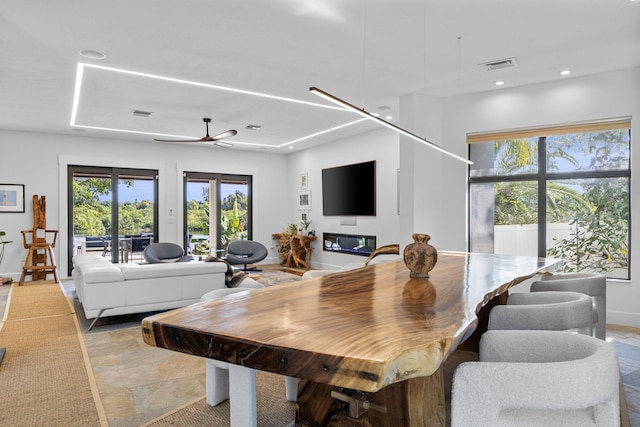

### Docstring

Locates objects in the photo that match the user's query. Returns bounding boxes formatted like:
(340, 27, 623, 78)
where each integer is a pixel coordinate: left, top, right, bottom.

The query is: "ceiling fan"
(154, 117, 237, 146)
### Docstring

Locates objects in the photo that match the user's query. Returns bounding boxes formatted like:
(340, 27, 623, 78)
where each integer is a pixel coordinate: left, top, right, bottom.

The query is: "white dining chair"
(488, 291, 594, 336)
(531, 272, 607, 339)
(451, 330, 620, 426)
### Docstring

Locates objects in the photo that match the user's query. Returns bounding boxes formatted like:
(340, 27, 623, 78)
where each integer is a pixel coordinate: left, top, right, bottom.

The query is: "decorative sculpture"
(19, 195, 59, 285)
(403, 233, 438, 278)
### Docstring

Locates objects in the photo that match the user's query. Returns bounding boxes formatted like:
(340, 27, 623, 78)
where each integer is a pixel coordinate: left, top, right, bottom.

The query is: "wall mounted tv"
(322, 160, 376, 216)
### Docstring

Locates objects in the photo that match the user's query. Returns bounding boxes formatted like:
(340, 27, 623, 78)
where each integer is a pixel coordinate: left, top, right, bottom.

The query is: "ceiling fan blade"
(154, 138, 202, 142)
(210, 129, 237, 140)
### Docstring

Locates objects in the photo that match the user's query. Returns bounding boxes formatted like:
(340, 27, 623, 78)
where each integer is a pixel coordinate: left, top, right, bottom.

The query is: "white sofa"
(72, 254, 229, 329)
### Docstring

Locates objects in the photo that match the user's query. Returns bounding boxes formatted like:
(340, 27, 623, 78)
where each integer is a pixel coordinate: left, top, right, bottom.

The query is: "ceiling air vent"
(479, 58, 519, 72)
(131, 110, 152, 118)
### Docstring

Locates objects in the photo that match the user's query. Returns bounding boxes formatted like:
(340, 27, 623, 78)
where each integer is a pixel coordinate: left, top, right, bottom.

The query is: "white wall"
(287, 128, 401, 270)
(0, 130, 288, 278)
(441, 67, 640, 327)
(1, 67, 638, 327)
(399, 93, 469, 252)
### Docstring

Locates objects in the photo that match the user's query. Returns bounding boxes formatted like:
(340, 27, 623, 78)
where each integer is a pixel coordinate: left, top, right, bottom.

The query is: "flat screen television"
(322, 160, 376, 216)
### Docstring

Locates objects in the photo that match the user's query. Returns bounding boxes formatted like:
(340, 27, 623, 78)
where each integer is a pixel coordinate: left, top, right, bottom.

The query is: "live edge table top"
(142, 252, 558, 393)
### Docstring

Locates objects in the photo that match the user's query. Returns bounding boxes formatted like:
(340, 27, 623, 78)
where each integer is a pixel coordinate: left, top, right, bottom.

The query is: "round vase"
(403, 233, 438, 278)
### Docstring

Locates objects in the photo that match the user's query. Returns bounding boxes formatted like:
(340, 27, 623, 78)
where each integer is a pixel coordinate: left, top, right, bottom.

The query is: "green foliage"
(187, 200, 210, 235)
(220, 191, 248, 211)
(73, 178, 151, 237)
(220, 198, 247, 247)
(494, 181, 538, 225)
(193, 239, 211, 255)
(495, 138, 538, 173)
(489, 130, 630, 277)
(548, 178, 629, 275)
(186, 191, 248, 250)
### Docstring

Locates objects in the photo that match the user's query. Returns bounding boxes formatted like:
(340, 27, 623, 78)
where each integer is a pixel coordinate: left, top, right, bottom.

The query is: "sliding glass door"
(68, 166, 158, 274)
(184, 172, 252, 258)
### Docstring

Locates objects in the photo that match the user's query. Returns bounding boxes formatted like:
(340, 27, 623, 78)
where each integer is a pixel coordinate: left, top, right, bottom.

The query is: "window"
(468, 119, 631, 279)
(67, 166, 158, 274)
(183, 172, 252, 257)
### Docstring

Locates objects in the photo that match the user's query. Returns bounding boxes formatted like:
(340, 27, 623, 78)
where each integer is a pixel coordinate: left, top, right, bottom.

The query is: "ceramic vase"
(403, 233, 438, 278)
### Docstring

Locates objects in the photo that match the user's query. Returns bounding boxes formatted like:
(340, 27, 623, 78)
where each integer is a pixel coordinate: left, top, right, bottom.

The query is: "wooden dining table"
(142, 251, 559, 426)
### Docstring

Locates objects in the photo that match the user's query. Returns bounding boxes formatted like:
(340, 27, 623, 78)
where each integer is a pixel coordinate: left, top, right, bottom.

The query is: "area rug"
(251, 270, 302, 287)
(0, 281, 107, 426)
(143, 371, 296, 426)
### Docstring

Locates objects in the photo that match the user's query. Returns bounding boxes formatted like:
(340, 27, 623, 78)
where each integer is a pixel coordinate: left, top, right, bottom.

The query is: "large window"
(68, 166, 158, 274)
(183, 172, 252, 257)
(468, 119, 631, 279)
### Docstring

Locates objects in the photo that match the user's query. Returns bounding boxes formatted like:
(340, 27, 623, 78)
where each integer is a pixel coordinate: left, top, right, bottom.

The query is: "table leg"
(296, 366, 445, 427)
(229, 364, 258, 427)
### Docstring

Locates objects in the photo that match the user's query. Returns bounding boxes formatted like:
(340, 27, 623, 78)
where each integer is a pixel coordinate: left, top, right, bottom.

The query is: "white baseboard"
(607, 310, 640, 329)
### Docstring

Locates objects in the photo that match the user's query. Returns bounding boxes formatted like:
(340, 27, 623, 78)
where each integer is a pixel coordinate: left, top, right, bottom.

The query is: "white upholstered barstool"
(200, 286, 298, 427)
(531, 272, 607, 339)
(488, 291, 594, 335)
(451, 330, 620, 426)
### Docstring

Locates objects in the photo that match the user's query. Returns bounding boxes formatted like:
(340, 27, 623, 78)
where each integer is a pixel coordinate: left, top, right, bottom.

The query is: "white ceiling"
(2, 0, 639, 152)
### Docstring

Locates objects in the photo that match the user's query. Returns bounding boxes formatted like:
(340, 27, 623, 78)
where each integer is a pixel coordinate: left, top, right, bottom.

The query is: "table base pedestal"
(296, 367, 445, 427)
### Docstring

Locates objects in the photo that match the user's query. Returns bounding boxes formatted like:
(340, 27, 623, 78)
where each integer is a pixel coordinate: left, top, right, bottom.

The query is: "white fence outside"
(494, 223, 573, 256)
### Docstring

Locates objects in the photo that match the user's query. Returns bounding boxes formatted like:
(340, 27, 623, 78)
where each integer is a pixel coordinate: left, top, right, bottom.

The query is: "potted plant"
(300, 219, 312, 235)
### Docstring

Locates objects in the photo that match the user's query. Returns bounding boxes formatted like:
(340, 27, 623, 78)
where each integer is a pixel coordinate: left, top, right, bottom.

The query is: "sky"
(108, 180, 246, 203)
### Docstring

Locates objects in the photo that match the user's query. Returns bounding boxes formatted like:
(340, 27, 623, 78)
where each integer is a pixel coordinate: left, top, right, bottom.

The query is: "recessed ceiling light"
(131, 110, 152, 118)
(377, 105, 391, 111)
(560, 69, 571, 76)
(385, 115, 393, 120)
(494, 80, 505, 86)
(79, 49, 106, 60)
(288, 146, 294, 150)
(245, 124, 262, 131)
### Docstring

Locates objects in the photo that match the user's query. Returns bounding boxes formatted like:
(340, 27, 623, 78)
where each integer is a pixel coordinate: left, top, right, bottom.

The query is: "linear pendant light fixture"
(309, 87, 473, 165)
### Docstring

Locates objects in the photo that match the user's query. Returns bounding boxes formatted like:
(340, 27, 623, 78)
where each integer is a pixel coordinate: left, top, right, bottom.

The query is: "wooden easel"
(19, 195, 59, 285)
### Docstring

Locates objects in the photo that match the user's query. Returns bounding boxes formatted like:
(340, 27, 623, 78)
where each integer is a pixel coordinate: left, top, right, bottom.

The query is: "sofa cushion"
(118, 261, 227, 280)
(82, 263, 125, 283)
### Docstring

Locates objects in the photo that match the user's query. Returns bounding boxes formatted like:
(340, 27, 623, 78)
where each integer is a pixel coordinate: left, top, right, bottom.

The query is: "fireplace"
(322, 232, 376, 257)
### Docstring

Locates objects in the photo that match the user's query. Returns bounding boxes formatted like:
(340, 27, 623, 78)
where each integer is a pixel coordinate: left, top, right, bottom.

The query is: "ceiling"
(2, 0, 639, 153)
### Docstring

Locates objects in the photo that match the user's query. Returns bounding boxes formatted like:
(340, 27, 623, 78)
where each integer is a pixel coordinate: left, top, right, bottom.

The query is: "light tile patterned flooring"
(609, 324, 640, 426)
(0, 280, 639, 426)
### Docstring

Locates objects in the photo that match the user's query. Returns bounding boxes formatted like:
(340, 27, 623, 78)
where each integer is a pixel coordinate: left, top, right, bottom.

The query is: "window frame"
(467, 120, 631, 279)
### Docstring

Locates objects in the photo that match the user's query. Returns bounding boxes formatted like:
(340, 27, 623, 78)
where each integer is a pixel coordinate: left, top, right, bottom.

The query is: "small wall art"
(0, 184, 25, 213)
(298, 190, 311, 210)
(300, 172, 308, 190)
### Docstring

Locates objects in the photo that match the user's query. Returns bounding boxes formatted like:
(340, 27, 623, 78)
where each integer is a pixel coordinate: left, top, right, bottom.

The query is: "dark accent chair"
(225, 240, 268, 271)
(143, 242, 193, 263)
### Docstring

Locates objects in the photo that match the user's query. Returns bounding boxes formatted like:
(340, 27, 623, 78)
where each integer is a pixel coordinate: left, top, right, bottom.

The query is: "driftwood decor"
(272, 232, 316, 269)
(19, 195, 59, 285)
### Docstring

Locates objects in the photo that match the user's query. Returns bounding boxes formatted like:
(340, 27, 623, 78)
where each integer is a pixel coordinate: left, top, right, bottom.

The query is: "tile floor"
(1, 280, 639, 426)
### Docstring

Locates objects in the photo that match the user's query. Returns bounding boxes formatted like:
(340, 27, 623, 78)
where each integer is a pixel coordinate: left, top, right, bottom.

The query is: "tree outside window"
(468, 122, 630, 279)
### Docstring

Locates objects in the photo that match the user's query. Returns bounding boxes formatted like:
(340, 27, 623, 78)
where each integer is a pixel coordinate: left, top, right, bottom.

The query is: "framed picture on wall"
(300, 172, 308, 190)
(0, 184, 25, 213)
(298, 190, 311, 210)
